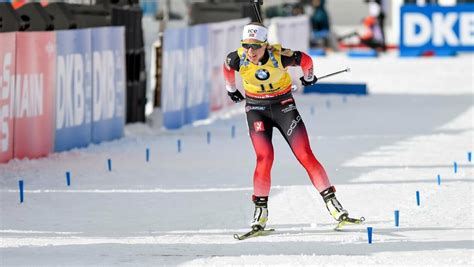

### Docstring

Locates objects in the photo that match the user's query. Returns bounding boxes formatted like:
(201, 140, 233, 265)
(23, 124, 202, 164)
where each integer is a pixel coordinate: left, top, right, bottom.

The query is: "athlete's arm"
(223, 51, 245, 103)
(223, 51, 240, 93)
(281, 50, 314, 82)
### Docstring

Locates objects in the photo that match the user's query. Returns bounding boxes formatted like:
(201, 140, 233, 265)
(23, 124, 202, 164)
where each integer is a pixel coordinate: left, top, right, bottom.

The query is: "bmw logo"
(255, 69, 270, 81)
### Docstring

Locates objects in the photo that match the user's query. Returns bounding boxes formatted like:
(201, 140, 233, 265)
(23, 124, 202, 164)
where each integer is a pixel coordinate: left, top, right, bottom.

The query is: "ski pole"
(317, 67, 351, 81)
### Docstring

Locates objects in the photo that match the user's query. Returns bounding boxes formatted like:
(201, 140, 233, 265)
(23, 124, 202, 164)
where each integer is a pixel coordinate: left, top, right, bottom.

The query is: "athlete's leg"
(246, 104, 274, 197)
(272, 97, 350, 221)
(272, 98, 331, 192)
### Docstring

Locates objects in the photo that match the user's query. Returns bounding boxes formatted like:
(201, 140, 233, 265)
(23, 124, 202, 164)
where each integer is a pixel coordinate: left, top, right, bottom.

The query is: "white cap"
(242, 24, 268, 42)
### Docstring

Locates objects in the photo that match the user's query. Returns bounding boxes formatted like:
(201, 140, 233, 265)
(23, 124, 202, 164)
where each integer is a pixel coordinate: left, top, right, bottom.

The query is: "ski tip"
(233, 228, 275, 240)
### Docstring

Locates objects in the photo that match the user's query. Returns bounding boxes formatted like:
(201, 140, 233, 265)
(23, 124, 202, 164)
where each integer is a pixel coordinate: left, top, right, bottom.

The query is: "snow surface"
(1, 52, 473, 266)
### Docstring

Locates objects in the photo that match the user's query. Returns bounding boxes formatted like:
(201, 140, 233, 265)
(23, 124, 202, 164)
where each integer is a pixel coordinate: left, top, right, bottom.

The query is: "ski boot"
(233, 195, 274, 240)
(250, 195, 268, 231)
(320, 186, 349, 221)
(320, 186, 364, 230)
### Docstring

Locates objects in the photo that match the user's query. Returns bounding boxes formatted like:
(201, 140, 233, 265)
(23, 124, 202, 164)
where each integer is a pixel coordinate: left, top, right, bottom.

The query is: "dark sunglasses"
(241, 42, 266, 50)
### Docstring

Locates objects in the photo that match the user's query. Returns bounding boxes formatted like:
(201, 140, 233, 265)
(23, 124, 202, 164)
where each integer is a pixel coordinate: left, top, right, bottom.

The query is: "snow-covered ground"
(1, 52, 473, 266)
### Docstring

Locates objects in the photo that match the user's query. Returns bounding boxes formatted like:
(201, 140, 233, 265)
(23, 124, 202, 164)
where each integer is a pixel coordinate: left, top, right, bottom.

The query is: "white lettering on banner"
(74, 55, 85, 125)
(404, 14, 432, 46)
(14, 73, 44, 119)
(0, 105, 8, 152)
(0, 53, 12, 152)
(93, 52, 101, 121)
(433, 13, 459, 46)
(1, 54, 12, 100)
(186, 46, 205, 107)
(460, 13, 474, 45)
(56, 54, 85, 130)
(92, 50, 115, 122)
(113, 50, 124, 118)
(162, 50, 185, 112)
(404, 12, 474, 47)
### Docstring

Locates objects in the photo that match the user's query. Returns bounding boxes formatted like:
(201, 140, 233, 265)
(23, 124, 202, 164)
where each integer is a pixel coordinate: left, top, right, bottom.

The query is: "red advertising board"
(0, 33, 16, 163)
(13, 32, 56, 159)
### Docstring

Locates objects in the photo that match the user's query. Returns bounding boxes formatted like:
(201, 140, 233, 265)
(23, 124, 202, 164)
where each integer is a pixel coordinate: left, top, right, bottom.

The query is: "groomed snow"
(1, 52, 473, 266)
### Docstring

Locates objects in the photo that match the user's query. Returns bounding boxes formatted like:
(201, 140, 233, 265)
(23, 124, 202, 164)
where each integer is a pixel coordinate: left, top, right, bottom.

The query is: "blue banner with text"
(55, 29, 93, 152)
(400, 4, 474, 55)
(91, 27, 126, 143)
(162, 25, 210, 129)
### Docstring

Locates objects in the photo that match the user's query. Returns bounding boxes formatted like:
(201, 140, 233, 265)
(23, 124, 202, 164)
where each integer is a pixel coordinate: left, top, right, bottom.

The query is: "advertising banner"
(0, 33, 16, 163)
(400, 4, 474, 55)
(91, 27, 125, 143)
(14, 32, 56, 159)
(162, 25, 213, 129)
(184, 24, 210, 124)
(55, 29, 93, 152)
(161, 27, 187, 129)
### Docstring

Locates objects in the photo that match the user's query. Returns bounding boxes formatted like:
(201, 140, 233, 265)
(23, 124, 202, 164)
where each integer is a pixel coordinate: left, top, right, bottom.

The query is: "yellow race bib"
(237, 44, 292, 98)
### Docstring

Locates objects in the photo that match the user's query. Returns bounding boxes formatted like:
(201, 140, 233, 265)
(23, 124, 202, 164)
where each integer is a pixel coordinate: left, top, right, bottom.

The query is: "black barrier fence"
(0, 1, 146, 123)
(111, 6, 147, 123)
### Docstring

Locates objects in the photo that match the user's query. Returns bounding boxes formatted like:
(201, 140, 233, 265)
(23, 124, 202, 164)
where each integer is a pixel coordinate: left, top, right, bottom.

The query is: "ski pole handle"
(317, 67, 351, 81)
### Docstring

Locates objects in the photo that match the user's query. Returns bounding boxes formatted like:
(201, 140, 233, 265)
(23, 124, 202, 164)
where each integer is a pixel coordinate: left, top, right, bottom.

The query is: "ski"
(335, 216, 365, 231)
(233, 228, 275, 240)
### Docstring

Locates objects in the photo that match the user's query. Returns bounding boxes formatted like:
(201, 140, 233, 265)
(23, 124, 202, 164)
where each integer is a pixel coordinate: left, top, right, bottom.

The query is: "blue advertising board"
(55, 29, 93, 152)
(162, 27, 187, 129)
(400, 4, 474, 56)
(162, 25, 210, 129)
(91, 27, 126, 143)
(184, 24, 210, 125)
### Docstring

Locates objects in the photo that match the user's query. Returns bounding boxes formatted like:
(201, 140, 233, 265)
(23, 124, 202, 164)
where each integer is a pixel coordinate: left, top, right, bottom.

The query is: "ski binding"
(335, 216, 365, 231)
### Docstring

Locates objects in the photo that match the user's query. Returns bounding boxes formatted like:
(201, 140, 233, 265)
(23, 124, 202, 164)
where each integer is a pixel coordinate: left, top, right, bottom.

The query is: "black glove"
(227, 90, 245, 103)
(300, 75, 318, 86)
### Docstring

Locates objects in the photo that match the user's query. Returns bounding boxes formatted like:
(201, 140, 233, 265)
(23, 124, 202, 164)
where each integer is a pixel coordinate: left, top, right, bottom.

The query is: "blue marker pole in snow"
(207, 131, 211, 145)
(19, 180, 24, 203)
(231, 125, 236, 139)
(394, 210, 399, 227)
(367, 227, 373, 244)
(437, 174, 441, 185)
(416, 191, 420, 206)
(107, 159, 112, 172)
(177, 139, 182, 153)
(454, 162, 457, 173)
(310, 106, 315, 115)
(66, 172, 71, 186)
(146, 148, 150, 162)
(468, 152, 472, 162)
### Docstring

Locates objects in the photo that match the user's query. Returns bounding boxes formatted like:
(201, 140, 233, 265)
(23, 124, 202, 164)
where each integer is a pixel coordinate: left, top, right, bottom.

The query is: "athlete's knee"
(295, 148, 317, 165)
(256, 152, 274, 166)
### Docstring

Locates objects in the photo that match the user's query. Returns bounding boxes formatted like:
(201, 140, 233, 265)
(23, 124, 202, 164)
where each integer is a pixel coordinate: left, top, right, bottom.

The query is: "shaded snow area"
(1, 53, 473, 266)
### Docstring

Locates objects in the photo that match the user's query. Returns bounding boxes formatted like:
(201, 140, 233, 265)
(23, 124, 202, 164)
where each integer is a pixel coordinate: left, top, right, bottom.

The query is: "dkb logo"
(403, 9, 474, 47)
